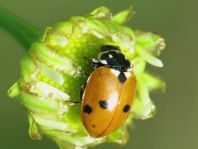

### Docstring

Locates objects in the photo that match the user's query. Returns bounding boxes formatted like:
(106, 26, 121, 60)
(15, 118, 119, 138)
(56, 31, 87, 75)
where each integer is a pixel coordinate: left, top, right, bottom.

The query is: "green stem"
(0, 7, 42, 49)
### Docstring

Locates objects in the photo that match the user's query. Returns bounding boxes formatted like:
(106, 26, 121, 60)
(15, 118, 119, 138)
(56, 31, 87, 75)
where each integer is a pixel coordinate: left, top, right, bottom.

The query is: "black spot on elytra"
(92, 124, 96, 128)
(99, 100, 108, 109)
(83, 105, 92, 114)
(118, 72, 127, 83)
(123, 105, 130, 113)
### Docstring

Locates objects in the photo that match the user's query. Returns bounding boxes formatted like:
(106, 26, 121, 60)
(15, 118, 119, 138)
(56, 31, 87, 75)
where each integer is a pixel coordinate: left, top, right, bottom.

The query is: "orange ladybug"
(80, 45, 136, 138)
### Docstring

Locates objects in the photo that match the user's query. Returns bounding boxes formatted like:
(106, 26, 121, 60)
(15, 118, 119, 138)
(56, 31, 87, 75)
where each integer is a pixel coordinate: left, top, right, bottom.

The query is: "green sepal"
(112, 7, 133, 24)
(135, 44, 163, 67)
(107, 126, 129, 145)
(7, 82, 20, 98)
(55, 139, 87, 149)
(132, 80, 156, 120)
(28, 114, 42, 140)
(143, 72, 166, 92)
(135, 30, 166, 56)
(89, 6, 112, 19)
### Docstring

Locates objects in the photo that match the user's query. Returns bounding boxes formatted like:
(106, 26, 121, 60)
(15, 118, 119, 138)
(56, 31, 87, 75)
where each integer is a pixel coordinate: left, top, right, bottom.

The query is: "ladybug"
(80, 45, 136, 138)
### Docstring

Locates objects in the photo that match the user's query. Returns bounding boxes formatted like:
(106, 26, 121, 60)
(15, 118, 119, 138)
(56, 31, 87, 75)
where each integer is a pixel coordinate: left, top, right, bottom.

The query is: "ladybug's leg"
(80, 83, 86, 101)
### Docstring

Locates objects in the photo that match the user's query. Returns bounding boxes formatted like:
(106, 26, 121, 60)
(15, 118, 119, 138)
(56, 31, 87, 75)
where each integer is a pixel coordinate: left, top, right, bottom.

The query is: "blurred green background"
(0, 0, 197, 149)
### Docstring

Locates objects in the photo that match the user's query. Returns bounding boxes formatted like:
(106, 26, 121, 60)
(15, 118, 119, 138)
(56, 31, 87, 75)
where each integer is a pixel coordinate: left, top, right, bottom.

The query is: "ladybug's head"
(98, 45, 131, 72)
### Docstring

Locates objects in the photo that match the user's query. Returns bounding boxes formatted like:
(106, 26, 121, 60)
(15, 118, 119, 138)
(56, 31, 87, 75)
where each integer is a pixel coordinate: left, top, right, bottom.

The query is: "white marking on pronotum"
(111, 69, 120, 76)
(108, 54, 113, 58)
(100, 60, 108, 65)
(92, 58, 98, 63)
(124, 72, 131, 78)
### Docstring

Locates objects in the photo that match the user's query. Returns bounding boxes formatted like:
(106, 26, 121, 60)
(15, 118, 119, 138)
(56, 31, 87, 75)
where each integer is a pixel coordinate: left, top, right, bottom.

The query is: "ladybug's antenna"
(130, 63, 134, 68)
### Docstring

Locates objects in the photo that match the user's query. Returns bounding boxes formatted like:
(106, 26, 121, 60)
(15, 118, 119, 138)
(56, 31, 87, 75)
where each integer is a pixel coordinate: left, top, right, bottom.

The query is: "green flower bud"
(8, 6, 166, 149)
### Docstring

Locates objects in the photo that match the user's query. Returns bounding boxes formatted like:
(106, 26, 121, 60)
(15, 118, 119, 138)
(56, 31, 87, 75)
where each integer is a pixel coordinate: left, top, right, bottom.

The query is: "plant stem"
(0, 7, 42, 49)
